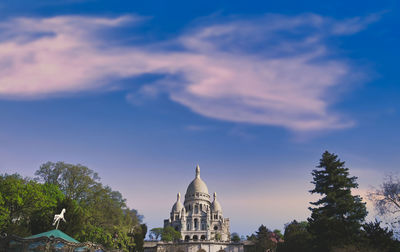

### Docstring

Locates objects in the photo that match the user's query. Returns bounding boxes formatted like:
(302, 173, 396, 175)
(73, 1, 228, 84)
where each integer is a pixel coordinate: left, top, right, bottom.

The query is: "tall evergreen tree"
(308, 151, 367, 251)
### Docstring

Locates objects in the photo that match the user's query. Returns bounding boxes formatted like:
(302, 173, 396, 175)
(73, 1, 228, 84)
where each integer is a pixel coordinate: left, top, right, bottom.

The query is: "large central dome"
(185, 165, 209, 200)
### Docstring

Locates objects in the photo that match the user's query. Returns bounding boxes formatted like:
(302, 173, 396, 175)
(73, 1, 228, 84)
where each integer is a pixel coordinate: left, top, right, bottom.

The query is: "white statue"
(53, 208, 66, 230)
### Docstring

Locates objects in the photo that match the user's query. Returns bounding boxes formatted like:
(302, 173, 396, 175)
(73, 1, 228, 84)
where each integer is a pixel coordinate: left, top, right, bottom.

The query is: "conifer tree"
(308, 151, 367, 251)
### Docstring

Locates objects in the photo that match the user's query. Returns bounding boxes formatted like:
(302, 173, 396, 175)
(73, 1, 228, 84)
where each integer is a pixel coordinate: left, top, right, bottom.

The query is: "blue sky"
(0, 0, 399, 236)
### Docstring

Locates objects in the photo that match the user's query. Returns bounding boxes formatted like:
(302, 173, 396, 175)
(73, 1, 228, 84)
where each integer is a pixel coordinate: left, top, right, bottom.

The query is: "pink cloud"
(0, 14, 375, 130)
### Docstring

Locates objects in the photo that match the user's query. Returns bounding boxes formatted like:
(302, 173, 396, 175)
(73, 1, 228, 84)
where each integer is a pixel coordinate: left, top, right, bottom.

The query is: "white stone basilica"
(164, 165, 230, 242)
(144, 165, 243, 252)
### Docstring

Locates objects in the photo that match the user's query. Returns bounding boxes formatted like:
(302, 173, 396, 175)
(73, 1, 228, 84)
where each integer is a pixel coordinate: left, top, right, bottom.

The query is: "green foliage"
(277, 220, 311, 252)
(272, 230, 283, 240)
(1, 162, 145, 252)
(331, 244, 381, 252)
(361, 220, 400, 252)
(36, 162, 144, 251)
(150, 227, 163, 240)
(247, 225, 277, 252)
(308, 151, 367, 251)
(161, 226, 181, 242)
(231, 232, 241, 243)
(35, 162, 100, 201)
(133, 224, 147, 251)
(56, 197, 85, 237)
(0, 174, 64, 236)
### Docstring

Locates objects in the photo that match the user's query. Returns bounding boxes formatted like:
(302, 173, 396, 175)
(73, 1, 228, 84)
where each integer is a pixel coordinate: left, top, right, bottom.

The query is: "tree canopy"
(161, 226, 181, 242)
(247, 225, 278, 252)
(277, 220, 311, 252)
(231, 232, 241, 243)
(1, 162, 146, 252)
(0, 174, 64, 236)
(150, 227, 163, 240)
(308, 151, 368, 251)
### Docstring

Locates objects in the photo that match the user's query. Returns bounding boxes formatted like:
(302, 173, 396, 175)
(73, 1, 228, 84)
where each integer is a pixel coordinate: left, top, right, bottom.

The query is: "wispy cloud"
(0, 13, 377, 130)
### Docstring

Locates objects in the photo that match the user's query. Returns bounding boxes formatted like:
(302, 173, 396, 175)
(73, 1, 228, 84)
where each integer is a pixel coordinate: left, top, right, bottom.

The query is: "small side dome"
(172, 192, 184, 212)
(212, 192, 222, 212)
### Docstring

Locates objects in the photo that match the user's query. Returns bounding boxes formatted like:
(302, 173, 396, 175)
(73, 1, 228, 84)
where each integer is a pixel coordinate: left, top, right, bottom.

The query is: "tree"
(308, 151, 368, 251)
(133, 224, 147, 251)
(35, 162, 100, 202)
(161, 226, 181, 242)
(361, 220, 400, 252)
(35, 162, 144, 251)
(255, 225, 276, 252)
(368, 174, 400, 235)
(0, 174, 64, 236)
(231, 232, 241, 243)
(1, 163, 145, 251)
(150, 228, 163, 240)
(55, 197, 85, 237)
(277, 220, 311, 252)
(272, 230, 283, 240)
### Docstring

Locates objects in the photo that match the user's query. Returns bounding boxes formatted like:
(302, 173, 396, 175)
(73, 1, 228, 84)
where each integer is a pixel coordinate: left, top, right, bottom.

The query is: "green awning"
(25, 229, 79, 243)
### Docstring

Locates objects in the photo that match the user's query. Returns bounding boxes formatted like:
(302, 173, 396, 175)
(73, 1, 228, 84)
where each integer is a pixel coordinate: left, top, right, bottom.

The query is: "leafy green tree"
(231, 232, 241, 242)
(254, 225, 276, 252)
(308, 151, 367, 251)
(1, 161, 145, 252)
(134, 224, 147, 251)
(34, 162, 65, 186)
(0, 174, 64, 236)
(35, 162, 100, 201)
(273, 229, 283, 240)
(150, 228, 163, 240)
(28, 183, 65, 234)
(0, 193, 9, 231)
(55, 197, 85, 237)
(277, 220, 311, 252)
(161, 226, 181, 242)
(34, 162, 145, 251)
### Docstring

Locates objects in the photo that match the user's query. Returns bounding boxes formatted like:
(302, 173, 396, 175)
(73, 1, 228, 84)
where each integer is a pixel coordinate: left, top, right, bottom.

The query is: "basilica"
(144, 165, 244, 252)
(164, 165, 230, 242)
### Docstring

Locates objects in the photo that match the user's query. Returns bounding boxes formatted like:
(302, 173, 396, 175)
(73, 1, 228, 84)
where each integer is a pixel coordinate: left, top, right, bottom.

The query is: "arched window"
(187, 223, 190, 230)
(194, 218, 198, 230)
(214, 225, 218, 230)
(195, 205, 199, 214)
(193, 235, 198, 241)
(185, 235, 190, 241)
(200, 235, 206, 240)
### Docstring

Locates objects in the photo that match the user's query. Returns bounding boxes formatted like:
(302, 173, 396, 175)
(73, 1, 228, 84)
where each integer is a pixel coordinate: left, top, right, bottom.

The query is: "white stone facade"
(164, 166, 230, 242)
(146, 241, 243, 252)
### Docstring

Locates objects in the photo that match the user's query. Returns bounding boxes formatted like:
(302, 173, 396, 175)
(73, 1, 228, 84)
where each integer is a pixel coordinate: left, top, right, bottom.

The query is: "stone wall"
(144, 241, 244, 252)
